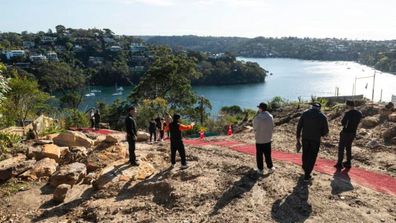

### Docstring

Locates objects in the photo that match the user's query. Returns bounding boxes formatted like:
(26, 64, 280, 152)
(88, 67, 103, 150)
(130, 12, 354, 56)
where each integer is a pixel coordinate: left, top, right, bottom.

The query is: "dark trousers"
(150, 131, 157, 142)
(127, 136, 136, 163)
(337, 132, 355, 164)
(90, 119, 95, 128)
(302, 139, 320, 177)
(171, 140, 186, 165)
(159, 130, 165, 140)
(256, 143, 273, 170)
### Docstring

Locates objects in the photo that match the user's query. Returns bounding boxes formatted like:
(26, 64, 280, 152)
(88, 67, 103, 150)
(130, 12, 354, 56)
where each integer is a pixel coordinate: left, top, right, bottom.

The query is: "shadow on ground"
(271, 176, 312, 223)
(331, 168, 354, 195)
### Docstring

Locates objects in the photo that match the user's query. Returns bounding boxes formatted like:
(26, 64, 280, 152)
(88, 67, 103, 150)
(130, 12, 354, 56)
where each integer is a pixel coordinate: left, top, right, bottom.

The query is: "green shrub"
(0, 132, 22, 154)
(63, 109, 89, 129)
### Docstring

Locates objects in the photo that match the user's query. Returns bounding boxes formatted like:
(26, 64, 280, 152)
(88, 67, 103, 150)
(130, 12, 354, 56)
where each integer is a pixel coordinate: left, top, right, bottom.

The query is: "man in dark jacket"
(125, 106, 139, 166)
(166, 114, 194, 169)
(335, 100, 362, 169)
(296, 103, 329, 182)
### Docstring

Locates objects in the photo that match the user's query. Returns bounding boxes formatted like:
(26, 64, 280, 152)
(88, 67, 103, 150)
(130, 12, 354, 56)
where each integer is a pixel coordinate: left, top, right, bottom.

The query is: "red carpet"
(184, 139, 396, 196)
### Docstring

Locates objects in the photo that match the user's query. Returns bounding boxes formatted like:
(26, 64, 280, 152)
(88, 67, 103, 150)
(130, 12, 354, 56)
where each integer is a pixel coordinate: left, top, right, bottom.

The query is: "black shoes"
(130, 161, 140, 166)
(343, 162, 351, 169)
(303, 175, 312, 182)
(334, 163, 343, 169)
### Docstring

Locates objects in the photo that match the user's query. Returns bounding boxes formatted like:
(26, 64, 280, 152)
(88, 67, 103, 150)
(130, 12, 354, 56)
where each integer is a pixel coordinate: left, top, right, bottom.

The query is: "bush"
(268, 96, 285, 110)
(63, 109, 89, 129)
(0, 132, 21, 154)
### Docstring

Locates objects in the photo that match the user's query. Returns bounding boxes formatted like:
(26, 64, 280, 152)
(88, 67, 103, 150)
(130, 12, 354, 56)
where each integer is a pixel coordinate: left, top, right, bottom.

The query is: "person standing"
(166, 114, 195, 169)
(148, 118, 157, 144)
(94, 109, 101, 129)
(296, 103, 329, 182)
(159, 118, 165, 141)
(89, 109, 95, 129)
(335, 101, 362, 169)
(125, 106, 139, 166)
(253, 102, 275, 175)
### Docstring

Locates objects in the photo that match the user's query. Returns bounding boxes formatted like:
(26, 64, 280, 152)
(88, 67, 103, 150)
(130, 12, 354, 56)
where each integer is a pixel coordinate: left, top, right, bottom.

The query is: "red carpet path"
(184, 139, 396, 196)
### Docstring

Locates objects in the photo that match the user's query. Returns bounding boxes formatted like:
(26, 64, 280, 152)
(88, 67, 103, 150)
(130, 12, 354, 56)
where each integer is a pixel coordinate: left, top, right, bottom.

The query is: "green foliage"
(0, 63, 10, 106)
(63, 109, 89, 129)
(136, 98, 169, 130)
(220, 105, 243, 115)
(1, 75, 50, 127)
(60, 91, 84, 109)
(0, 132, 22, 154)
(268, 96, 285, 110)
(130, 48, 200, 110)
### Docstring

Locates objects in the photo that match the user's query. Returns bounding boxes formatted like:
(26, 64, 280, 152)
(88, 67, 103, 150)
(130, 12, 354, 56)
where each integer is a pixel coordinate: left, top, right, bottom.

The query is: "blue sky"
(1, 0, 395, 40)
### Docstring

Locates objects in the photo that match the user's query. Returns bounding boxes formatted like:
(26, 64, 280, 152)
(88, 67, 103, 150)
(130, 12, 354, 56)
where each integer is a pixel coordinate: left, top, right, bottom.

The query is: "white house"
(109, 45, 122, 52)
(6, 50, 25, 60)
(30, 54, 48, 63)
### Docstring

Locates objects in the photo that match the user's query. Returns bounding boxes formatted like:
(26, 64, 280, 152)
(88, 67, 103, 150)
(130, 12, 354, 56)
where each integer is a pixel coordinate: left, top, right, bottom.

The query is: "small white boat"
(91, 89, 102, 93)
(116, 87, 124, 91)
(85, 93, 96, 97)
(112, 92, 122, 96)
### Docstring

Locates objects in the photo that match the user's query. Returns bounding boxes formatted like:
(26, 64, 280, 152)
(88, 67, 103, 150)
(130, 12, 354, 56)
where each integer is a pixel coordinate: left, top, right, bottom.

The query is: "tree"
(2, 76, 50, 127)
(130, 48, 201, 109)
(55, 25, 66, 34)
(0, 63, 10, 107)
(36, 62, 86, 95)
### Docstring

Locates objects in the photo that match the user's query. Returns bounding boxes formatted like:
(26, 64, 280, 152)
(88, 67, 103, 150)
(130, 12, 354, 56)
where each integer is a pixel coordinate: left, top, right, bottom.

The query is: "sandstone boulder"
(388, 113, 396, 122)
(20, 158, 58, 180)
(86, 143, 128, 172)
(0, 154, 28, 181)
(361, 117, 380, 129)
(53, 131, 94, 148)
(383, 126, 396, 142)
(49, 162, 87, 187)
(53, 184, 71, 203)
(366, 139, 382, 149)
(41, 144, 61, 162)
(137, 131, 150, 142)
(105, 133, 125, 144)
(32, 115, 57, 136)
(64, 147, 88, 164)
(136, 162, 155, 180)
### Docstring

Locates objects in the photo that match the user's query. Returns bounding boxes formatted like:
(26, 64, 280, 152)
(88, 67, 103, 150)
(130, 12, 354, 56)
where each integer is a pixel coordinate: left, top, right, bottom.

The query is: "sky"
(0, 0, 395, 40)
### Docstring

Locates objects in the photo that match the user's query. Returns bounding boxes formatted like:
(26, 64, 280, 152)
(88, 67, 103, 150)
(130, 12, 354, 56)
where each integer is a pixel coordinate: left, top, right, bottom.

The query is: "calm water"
(81, 58, 396, 113)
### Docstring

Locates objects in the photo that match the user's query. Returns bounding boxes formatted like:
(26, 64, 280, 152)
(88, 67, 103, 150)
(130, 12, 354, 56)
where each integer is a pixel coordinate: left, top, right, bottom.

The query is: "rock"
(137, 131, 150, 142)
(94, 135, 107, 146)
(105, 133, 125, 144)
(361, 117, 380, 129)
(64, 147, 88, 164)
(99, 122, 110, 129)
(0, 126, 26, 137)
(46, 133, 60, 140)
(0, 154, 27, 181)
(53, 131, 94, 148)
(32, 115, 57, 136)
(83, 172, 96, 185)
(391, 137, 396, 145)
(49, 162, 87, 187)
(366, 140, 382, 149)
(33, 139, 53, 146)
(59, 147, 70, 157)
(11, 160, 36, 177)
(86, 143, 128, 172)
(136, 162, 155, 180)
(53, 184, 71, 203)
(388, 113, 396, 122)
(20, 158, 58, 180)
(383, 126, 396, 142)
(379, 108, 393, 119)
(27, 146, 42, 159)
(41, 144, 61, 162)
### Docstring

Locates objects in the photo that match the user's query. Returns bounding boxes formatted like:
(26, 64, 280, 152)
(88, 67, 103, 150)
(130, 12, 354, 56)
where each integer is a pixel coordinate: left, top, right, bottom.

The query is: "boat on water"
(112, 92, 122, 96)
(116, 86, 124, 91)
(91, 89, 102, 93)
(85, 93, 96, 97)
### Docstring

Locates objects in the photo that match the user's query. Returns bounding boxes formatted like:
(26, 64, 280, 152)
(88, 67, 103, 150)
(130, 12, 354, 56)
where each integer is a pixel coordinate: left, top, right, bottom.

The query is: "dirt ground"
(1, 138, 396, 223)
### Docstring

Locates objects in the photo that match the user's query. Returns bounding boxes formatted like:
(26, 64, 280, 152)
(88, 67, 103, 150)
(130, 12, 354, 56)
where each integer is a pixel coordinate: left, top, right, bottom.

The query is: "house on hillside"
(6, 50, 25, 60)
(130, 43, 146, 54)
(47, 52, 59, 62)
(88, 56, 104, 66)
(41, 36, 56, 43)
(30, 54, 48, 63)
(109, 45, 122, 52)
(22, 41, 35, 49)
(54, 45, 66, 52)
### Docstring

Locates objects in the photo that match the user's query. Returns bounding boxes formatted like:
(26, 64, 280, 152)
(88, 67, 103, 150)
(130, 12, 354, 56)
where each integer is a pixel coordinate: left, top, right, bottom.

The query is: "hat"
(173, 114, 181, 120)
(346, 100, 355, 107)
(257, 102, 268, 110)
(311, 102, 321, 108)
